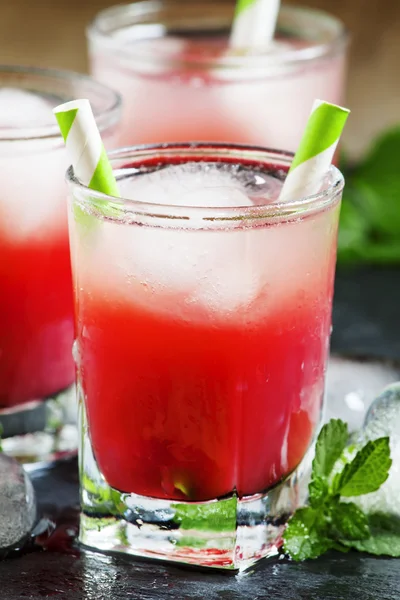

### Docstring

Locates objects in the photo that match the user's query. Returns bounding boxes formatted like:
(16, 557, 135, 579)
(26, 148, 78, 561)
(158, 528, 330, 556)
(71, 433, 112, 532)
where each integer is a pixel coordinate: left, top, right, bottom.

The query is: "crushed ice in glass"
(118, 162, 284, 207)
(0, 454, 36, 550)
(0, 88, 54, 128)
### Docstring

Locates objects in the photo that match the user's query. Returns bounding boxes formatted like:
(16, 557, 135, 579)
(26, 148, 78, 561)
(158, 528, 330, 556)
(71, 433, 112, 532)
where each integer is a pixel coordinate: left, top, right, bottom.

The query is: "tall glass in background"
(87, 1, 348, 151)
(70, 143, 344, 570)
(0, 66, 121, 465)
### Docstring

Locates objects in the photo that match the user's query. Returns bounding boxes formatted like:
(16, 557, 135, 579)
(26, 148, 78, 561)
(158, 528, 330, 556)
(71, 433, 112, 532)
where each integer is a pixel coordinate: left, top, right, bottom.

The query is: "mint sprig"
(283, 419, 392, 561)
(338, 127, 400, 265)
(312, 418, 348, 480)
(345, 513, 400, 557)
(336, 437, 391, 497)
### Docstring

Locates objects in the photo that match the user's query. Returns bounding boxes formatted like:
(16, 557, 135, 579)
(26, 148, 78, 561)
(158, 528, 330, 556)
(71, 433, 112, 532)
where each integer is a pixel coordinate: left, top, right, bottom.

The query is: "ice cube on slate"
(324, 357, 400, 431)
(351, 383, 400, 517)
(0, 454, 36, 549)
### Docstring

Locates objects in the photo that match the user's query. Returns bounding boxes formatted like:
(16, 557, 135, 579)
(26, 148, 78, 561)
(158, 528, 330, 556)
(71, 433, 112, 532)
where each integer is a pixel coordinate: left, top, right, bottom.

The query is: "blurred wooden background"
(1, 0, 399, 158)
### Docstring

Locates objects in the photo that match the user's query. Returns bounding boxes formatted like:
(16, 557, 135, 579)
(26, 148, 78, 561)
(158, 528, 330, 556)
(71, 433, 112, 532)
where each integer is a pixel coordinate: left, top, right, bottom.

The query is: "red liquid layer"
(0, 234, 75, 408)
(80, 284, 333, 502)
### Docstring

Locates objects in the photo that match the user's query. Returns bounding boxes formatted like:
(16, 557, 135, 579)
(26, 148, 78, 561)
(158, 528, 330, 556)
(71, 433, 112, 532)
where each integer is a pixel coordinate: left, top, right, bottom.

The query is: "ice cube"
(0, 88, 53, 128)
(0, 88, 66, 240)
(350, 383, 400, 517)
(0, 454, 36, 550)
(119, 163, 254, 208)
(364, 382, 400, 436)
(0, 136, 67, 241)
(324, 357, 400, 431)
(109, 163, 262, 313)
(88, 160, 334, 318)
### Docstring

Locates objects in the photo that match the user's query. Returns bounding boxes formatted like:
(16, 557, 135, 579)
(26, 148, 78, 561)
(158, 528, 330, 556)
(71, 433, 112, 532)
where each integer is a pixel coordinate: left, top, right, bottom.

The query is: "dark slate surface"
(332, 267, 400, 360)
(0, 539, 399, 600)
(1, 266, 400, 600)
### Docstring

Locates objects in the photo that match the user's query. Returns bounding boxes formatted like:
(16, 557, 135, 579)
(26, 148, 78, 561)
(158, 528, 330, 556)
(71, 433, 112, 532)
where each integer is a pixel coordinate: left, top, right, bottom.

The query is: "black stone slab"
(332, 267, 400, 360)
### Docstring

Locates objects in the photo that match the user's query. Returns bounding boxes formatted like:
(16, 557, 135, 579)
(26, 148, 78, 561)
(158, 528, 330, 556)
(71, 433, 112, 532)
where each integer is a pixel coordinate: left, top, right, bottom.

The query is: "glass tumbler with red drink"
(87, 1, 348, 152)
(68, 140, 344, 570)
(0, 66, 120, 464)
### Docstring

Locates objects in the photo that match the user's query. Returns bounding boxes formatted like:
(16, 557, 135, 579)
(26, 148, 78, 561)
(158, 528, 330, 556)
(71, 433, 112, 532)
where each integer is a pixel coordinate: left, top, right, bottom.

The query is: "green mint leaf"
(283, 507, 332, 561)
(344, 513, 400, 557)
(353, 128, 400, 239)
(337, 183, 370, 263)
(172, 497, 236, 533)
(308, 476, 329, 508)
(360, 241, 400, 263)
(331, 541, 351, 553)
(337, 437, 392, 497)
(175, 535, 208, 549)
(330, 502, 370, 541)
(337, 127, 400, 266)
(312, 419, 348, 480)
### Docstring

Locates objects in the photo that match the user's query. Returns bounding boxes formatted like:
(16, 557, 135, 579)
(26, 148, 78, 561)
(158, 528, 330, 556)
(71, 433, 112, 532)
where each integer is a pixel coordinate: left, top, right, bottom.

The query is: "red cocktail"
(72, 144, 343, 569)
(0, 67, 120, 463)
(88, 2, 347, 153)
(83, 259, 333, 502)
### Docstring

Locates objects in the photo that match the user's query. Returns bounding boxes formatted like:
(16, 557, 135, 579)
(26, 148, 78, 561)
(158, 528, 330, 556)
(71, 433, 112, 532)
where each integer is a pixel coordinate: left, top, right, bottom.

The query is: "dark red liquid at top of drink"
(0, 233, 75, 407)
(78, 157, 338, 503)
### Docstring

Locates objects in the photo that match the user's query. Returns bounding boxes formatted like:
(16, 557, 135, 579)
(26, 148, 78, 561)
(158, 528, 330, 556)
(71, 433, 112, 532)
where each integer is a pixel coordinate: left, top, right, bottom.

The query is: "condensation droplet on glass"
(72, 340, 80, 366)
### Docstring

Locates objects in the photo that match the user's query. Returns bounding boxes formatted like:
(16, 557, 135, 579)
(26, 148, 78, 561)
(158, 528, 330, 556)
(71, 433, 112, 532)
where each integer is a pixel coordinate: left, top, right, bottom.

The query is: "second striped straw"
(279, 100, 350, 202)
(230, 0, 281, 50)
(54, 99, 119, 198)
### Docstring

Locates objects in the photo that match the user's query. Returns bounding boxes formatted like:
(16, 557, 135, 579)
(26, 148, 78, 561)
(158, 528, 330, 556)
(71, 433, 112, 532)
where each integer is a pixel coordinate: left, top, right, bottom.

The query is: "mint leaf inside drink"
(172, 497, 236, 533)
(337, 437, 392, 497)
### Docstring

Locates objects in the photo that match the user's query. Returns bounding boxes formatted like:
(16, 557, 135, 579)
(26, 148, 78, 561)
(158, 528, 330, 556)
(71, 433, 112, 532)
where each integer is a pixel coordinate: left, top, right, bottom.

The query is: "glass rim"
(87, 1, 349, 70)
(0, 64, 121, 142)
(67, 142, 344, 225)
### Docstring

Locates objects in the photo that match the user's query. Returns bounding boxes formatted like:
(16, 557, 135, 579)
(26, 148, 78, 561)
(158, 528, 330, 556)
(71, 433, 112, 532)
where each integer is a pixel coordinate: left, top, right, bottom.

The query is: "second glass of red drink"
(0, 66, 121, 464)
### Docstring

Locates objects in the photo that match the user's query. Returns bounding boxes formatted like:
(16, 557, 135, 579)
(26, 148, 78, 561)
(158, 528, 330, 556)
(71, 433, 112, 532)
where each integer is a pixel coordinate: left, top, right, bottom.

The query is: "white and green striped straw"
(230, 0, 280, 50)
(279, 100, 350, 203)
(53, 98, 119, 197)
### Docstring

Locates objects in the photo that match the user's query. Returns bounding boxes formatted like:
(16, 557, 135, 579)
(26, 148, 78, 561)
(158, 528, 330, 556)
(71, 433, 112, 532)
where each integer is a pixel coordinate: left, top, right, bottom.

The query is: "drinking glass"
(0, 66, 121, 465)
(87, 1, 348, 151)
(69, 142, 344, 570)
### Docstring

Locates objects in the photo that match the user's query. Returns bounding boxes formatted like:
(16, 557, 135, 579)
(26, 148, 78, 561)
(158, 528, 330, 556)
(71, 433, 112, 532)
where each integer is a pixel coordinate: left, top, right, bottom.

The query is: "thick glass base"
(79, 402, 311, 571)
(0, 385, 78, 468)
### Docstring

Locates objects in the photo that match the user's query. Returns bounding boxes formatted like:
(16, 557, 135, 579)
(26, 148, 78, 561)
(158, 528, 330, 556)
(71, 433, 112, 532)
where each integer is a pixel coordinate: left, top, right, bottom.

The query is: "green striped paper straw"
(279, 99, 350, 202)
(230, 0, 280, 49)
(53, 99, 119, 197)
